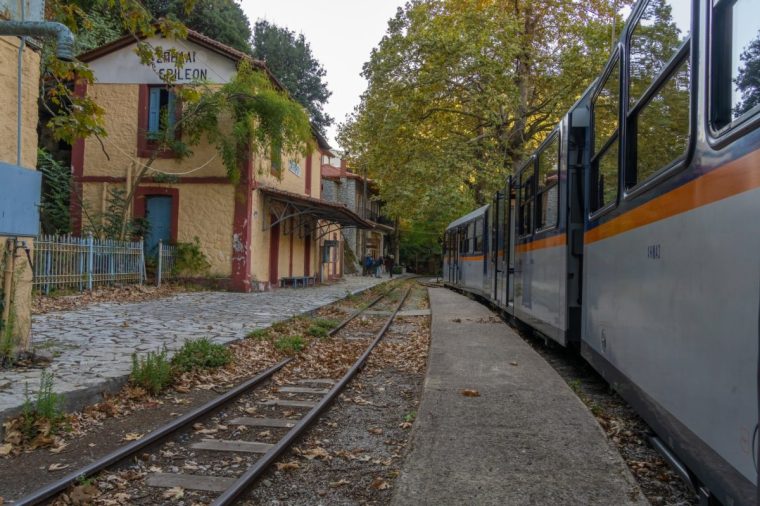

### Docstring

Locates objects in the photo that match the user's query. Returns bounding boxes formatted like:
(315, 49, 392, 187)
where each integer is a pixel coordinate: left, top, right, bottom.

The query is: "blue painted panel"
(0, 162, 42, 236)
(144, 196, 172, 256)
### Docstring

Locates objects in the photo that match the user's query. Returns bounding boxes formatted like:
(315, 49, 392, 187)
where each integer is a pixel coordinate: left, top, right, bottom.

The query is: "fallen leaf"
(0, 443, 13, 456)
(461, 389, 480, 397)
(275, 460, 300, 471)
(257, 430, 272, 438)
(303, 447, 331, 460)
(370, 477, 390, 490)
(368, 428, 384, 435)
(122, 433, 143, 441)
(49, 441, 69, 454)
(174, 385, 190, 394)
(69, 483, 100, 504)
(329, 479, 350, 488)
(399, 422, 413, 429)
(163, 486, 184, 499)
(48, 463, 69, 471)
(510, 361, 519, 366)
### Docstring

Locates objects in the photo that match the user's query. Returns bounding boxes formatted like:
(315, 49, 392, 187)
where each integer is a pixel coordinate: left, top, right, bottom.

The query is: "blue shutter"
(148, 88, 161, 134)
(167, 92, 177, 132)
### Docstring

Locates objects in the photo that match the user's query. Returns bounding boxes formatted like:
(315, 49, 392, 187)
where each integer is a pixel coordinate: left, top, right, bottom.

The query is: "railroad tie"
(259, 399, 318, 408)
(147, 473, 236, 492)
(228, 417, 298, 428)
(277, 386, 329, 394)
(191, 439, 274, 453)
(296, 378, 335, 385)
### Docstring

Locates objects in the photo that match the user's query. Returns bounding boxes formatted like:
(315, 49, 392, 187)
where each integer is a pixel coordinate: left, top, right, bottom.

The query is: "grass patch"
(130, 348, 173, 396)
(271, 320, 289, 333)
(313, 318, 339, 329)
(403, 411, 416, 423)
(172, 338, 231, 372)
(247, 328, 270, 340)
(307, 325, 329, 338)
(274, 335, 305, 354)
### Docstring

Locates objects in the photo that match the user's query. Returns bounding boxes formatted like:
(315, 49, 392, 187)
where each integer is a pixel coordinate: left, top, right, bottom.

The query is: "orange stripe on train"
(515, 234, 566, 253)
(585, 148, 760, 244)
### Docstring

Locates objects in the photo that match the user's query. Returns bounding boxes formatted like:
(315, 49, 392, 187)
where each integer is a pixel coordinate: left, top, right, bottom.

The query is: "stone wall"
(0, 37, 40, 352)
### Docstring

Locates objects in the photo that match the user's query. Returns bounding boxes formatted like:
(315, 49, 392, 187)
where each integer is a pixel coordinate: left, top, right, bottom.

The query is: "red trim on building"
(70, 78, 87, 235)
(268, 214, 280, 287)
(79, 176, 230, 184)
(304, 235, 311, 276)
(305, 154, 312, 196)
(132, 186, 180, 242)
(288, 226, 294, 277)
(230, 154, 253, 292)
(136, 84, 180, 159)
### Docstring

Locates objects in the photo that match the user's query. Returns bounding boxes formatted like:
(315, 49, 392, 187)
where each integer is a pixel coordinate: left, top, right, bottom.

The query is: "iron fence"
(156, 240, 177, 287)
(33, 234, 145, 293)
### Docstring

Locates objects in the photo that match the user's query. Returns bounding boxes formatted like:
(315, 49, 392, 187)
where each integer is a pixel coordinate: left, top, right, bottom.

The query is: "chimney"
(339, 159, 347, 178)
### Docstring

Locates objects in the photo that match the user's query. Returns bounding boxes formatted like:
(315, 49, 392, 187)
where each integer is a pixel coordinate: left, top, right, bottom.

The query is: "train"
(442, 0, 759, 504)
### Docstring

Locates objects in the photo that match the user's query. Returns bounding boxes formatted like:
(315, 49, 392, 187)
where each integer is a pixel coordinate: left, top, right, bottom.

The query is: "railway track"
(12, 282, 413, 506)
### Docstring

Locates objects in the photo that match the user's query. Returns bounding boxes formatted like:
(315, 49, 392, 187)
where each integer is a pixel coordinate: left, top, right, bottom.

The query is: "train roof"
(445, 204, 489, 231)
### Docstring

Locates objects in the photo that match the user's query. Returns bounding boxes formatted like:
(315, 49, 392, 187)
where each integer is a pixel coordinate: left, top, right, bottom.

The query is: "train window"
(631, 57, 691, 186)
(473, 219, 483, 254)
(518, 165, 534, 236)
(468, 222, 475, 253)
(629, 0, 691, 107)
(711, 0, 760, 130)
(537, 134, 559, 230)
(591, 57, 620, 213)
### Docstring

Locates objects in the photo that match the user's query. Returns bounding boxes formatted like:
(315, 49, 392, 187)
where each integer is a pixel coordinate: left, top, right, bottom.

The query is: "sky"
(239, 0, 403, 149)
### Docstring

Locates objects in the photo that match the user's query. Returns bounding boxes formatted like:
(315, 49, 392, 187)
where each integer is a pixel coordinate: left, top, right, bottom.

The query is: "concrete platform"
(392, 288, 647, 506)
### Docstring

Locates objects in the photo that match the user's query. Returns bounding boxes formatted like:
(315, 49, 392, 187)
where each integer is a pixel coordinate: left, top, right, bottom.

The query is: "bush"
(131, 349, 173, 396)
(247, 328, 270, 340)
(173, 237, 211, 276)
(21, 371, 66, 437)
(172, 338, 231, 372)
(313, 318, 339, 330)
(274, 335, 305, 354)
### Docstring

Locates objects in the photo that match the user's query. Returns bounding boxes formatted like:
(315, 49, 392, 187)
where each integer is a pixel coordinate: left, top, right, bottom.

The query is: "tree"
(735, 34, 760, 117)
(338, 0, 629, 261)
(142, 0, 252, 53)
(252, 20, 333, 135)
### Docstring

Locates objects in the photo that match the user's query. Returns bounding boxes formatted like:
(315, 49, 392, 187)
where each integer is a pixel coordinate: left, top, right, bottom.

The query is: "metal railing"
(33, 234, 145, 293)
(156, 240, 177, 287)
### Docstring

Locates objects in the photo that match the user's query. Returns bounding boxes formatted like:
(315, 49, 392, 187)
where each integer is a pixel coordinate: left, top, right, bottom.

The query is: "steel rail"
(13, 358, 291, 506)
(213, 285, 412, 505)
(328, 291, 386, 337)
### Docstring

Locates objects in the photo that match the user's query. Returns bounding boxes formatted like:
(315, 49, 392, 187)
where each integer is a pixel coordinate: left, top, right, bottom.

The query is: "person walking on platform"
(374, 256, 383, 278)
(363, 253, 373, 276)
(384, 255, 395, 278)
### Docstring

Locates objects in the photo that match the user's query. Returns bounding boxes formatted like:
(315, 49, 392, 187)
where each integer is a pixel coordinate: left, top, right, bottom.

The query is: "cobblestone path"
(0, 276, 386, 419)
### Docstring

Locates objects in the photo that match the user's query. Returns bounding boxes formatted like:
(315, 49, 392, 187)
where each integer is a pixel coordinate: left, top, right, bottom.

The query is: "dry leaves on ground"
(461, 389, 480, 397)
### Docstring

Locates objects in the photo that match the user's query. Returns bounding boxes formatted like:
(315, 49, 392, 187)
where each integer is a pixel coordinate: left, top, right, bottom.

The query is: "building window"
(591, 57, 620, 212)
(711, 0, 760, 131)
(537, 133, 559, 230)
(288, 159, 302, 176)
(147, 87, 177, 139)
(518, 164, 535, 236)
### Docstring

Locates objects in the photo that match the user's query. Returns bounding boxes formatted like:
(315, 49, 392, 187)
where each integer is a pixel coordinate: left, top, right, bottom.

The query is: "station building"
(73, 29, 374, 292)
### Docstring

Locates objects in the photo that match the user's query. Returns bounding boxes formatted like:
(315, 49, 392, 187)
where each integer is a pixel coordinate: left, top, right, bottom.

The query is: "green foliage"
(403, 411, 416, 423)
(173, 237, 211, 276)
(252, 20, 333, 135)
(0, 306, 15, 363)
(171, 338, 231, 372)
(246, 328, 270, 340)
(307, 325, 328, 338)
(338, 0, 630, 243)
(37, 149, 71, 235)
(130, 349, 174, 396)
(81, 187, 148, 240)
(143, 0, 252, 53)
(312, 318, 339, 330)
(274, 335, 305, 354)
(271, 320, 289, 333)
(736, 34, 760, 116)
(22, 371, 66, 436)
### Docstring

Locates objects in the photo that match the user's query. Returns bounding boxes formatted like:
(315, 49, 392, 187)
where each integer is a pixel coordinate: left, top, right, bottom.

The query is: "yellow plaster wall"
(81, 182, 234, 275)
(83, 84, 227, 179)
(256, 150, 321, 199)
(0, 37, 40, 351)
(250, 189, 270, 283)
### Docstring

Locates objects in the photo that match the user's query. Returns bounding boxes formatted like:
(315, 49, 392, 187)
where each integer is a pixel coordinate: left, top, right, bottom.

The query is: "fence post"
(87, 232, 94, 291)
(157, 239, 163, 288)
(139, 237, 145, 285)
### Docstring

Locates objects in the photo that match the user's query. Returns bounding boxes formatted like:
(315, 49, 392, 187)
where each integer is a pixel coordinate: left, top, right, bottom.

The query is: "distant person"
(385, 255, 395, 278)
(374, 256, 383, 278)
(364, 254, 373, 276)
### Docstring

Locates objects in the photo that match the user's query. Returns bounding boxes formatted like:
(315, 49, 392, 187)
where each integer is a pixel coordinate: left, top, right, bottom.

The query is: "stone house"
(73, 29, 372, 291)
(320, 157, 393, 271)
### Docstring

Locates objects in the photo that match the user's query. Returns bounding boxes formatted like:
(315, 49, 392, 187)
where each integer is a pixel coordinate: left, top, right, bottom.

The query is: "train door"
(505, 176, 516, 309)
(491, 192, 503, 301)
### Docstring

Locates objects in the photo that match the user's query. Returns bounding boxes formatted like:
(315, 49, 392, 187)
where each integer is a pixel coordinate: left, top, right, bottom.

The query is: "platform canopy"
(258, 186, 375, 239)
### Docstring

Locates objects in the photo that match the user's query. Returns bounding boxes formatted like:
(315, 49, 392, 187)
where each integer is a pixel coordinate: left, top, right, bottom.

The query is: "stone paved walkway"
(0, 276, 386, 421)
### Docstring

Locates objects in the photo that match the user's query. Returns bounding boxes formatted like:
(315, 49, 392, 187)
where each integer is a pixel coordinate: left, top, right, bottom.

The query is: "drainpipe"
(1, 20, 75, 164)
